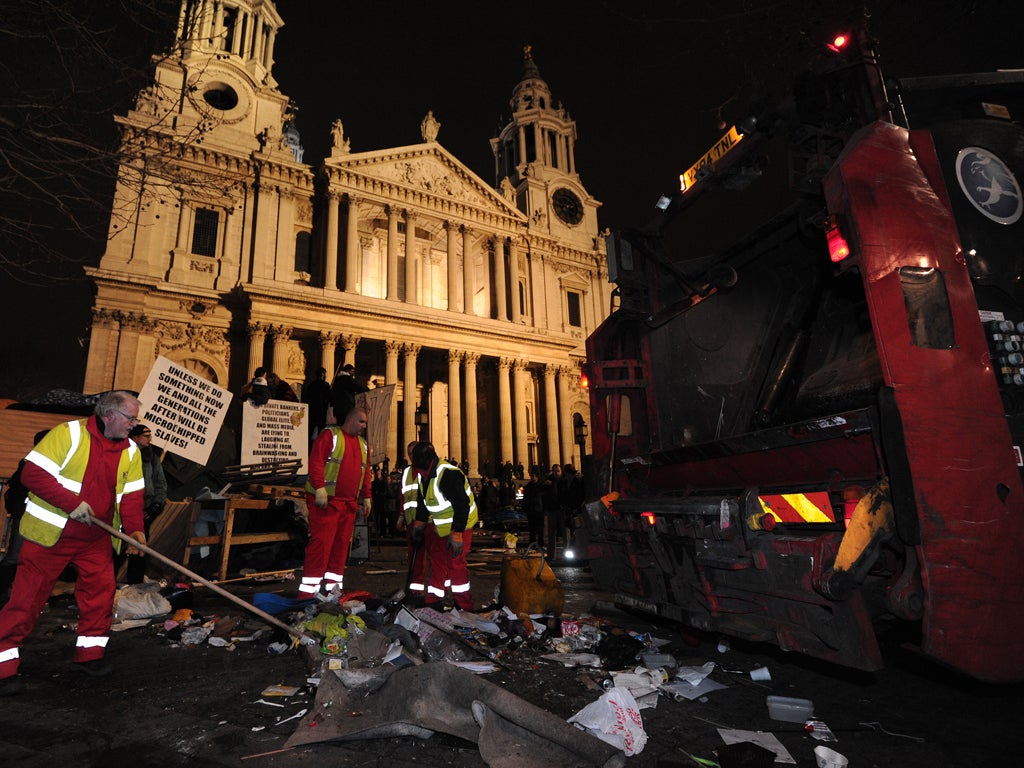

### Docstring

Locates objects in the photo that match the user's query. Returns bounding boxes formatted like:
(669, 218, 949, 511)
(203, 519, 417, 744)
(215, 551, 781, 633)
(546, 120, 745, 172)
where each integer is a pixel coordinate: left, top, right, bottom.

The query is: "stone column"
(386, 205, 399, 300)
(83, 309, 120, 393)
(318, 331, 340, 383)
(447, 350, 463, 462)
(345, 195, 359, 293)
(404, 210, 417, 304)
(112, 313, 153, 391)
(464, 353, 480, 475)
(445, 221, 459, 311)
(498, 357, 514, 465)
(341, 334, 360, 370)
(272, 187, 295, 283)
(265, 27, 276, 69)
(513, 360, 529, 471)
(543, 364, 561, 468)
(385, 340, 401, 464)
(462, 225, 474, 316)
(482, 237, 493, 319)
(269, 325, 292, 379)
(324, 191, 340, 290)
(402, 343, 421, 450)
(168, 194, 192, 283)
(509, 238, 521, 324)
(530, 251, 547, 328)
(247, 321, 268, 378)
(495, 238, 508, 321)
(557, 366, 575, 468)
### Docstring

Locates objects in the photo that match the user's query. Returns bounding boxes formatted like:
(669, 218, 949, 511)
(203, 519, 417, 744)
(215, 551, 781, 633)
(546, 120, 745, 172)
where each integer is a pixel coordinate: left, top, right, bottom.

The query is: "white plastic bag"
(113, 583, 172, 621)
(568, 685, 647, 756)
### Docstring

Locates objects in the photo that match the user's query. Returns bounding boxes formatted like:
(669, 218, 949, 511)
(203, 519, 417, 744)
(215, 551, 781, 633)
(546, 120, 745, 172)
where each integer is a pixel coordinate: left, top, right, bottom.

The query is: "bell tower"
(83, 0, 314, 392)
(491, 46, 599, 244)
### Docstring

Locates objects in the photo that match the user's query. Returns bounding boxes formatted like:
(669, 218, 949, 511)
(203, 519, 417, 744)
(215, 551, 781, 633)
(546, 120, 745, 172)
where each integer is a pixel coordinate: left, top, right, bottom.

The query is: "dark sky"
(270, 0, 1021, 255)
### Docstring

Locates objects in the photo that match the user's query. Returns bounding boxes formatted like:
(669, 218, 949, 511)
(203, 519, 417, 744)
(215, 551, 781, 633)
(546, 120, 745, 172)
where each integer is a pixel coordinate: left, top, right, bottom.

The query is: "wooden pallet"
(183, 495, 303, 581)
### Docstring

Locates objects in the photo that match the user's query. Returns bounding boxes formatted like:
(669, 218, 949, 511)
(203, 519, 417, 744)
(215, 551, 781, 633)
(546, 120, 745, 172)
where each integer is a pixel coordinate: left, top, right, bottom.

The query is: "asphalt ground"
(0, 531, 1022, 767)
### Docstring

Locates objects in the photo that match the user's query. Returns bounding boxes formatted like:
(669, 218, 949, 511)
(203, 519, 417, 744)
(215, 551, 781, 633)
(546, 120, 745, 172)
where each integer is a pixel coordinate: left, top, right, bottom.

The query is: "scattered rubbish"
(660, 676, 727, 702)
(717, 638, 731, 653)
(717, 729, 795, 765)
(364, 569, 398, 575)
(252, 592, 314, 615)
(255, 698, 285, 708)
(568, 684, 647, 756)
(113, 582, 172, 621)
(270, 708, 308, 728)
(540, 652, 603, 668)
(674, 661, 716, 686)
(262, 684, 301, 697)
(766, 695, 814, 723)
(180, 625, 213, 645)
(749, 666, 771, 681)
(806, 719, 837, 742)
(638, 650, 677, 674)
(814, 745, 849, 768)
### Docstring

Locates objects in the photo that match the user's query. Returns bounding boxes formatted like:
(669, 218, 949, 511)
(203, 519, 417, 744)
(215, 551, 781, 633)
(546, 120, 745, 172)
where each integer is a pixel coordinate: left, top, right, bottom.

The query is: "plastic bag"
(568, 685, 647, 756)
(113, 583, 172, 621)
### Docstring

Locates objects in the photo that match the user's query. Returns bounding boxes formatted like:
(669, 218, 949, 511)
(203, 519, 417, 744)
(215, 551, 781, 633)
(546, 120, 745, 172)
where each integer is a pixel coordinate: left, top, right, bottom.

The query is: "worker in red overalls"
(0, 391, 146, 695)
(300, 407, 372, 598)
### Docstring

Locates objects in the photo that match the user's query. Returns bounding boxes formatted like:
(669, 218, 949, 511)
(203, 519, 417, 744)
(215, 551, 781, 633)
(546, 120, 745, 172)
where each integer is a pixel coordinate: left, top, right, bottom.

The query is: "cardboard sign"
(241, 399, 309, 473)
(359, 384, 395, 466)
(137, 356, 232, 465)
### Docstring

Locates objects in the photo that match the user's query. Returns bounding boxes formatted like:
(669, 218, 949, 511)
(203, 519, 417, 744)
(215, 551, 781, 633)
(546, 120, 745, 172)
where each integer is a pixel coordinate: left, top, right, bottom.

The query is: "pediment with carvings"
(326, 146, 522, 218)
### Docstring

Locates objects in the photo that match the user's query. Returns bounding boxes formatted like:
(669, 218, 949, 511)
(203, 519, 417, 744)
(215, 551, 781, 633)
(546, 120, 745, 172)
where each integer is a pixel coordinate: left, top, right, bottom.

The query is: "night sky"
(269, 0, 1021, 255)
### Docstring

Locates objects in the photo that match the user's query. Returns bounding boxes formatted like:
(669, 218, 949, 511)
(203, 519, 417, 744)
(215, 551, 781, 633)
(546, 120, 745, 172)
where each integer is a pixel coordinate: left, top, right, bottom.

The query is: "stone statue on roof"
(420, 110, 440, 142)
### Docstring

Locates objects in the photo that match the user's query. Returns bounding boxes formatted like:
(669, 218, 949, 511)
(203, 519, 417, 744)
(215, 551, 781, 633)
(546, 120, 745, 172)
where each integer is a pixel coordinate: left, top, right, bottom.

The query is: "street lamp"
(415, 406, 429, 441)
(573, 412, 588, 449)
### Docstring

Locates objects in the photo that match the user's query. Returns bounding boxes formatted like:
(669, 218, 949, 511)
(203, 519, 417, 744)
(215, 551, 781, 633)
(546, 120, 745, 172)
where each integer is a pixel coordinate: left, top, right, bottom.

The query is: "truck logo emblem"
(955, 146, 1022, 225)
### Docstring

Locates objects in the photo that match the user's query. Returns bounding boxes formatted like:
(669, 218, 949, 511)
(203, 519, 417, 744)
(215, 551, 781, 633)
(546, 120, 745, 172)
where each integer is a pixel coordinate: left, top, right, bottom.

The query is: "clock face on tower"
(552, 188, 584, 225)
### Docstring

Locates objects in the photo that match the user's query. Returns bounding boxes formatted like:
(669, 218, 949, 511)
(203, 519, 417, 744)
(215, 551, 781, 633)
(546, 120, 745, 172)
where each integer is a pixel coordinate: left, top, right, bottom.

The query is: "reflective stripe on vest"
(422, 463, 477, 536)
(401, 466, 420, 523)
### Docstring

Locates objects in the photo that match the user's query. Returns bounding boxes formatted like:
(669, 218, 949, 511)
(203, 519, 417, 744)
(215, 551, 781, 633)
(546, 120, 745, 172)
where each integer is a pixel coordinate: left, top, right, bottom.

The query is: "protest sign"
(137, 356, 232, 465)
(358, 384, 395, 466)
(241, 399, 309, 473)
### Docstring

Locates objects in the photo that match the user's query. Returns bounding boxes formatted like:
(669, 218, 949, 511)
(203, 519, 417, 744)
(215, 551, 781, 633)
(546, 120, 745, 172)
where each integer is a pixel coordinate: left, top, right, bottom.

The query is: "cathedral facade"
(83, 0, 609, 474)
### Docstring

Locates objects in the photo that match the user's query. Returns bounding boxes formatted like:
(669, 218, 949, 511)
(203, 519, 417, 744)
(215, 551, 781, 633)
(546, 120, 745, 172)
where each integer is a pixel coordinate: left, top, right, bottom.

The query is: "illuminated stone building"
(84, 0, 608, 472)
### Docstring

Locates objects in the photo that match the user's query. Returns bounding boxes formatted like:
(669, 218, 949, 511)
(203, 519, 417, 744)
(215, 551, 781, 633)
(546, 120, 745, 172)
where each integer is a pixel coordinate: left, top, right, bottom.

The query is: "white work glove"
(314, 487, 329, 508)
(69, 501, 93, 525)
(362, 498, 372, 518)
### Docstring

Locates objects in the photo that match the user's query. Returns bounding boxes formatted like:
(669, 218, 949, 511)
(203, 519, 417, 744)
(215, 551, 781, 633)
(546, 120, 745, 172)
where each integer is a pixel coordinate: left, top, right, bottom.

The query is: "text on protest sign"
(137, 356, 232, 465)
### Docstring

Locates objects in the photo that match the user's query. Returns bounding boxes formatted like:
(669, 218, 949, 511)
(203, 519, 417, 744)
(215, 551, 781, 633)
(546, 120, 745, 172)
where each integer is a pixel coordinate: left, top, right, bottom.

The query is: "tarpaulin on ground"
(285, 662, 624, 768)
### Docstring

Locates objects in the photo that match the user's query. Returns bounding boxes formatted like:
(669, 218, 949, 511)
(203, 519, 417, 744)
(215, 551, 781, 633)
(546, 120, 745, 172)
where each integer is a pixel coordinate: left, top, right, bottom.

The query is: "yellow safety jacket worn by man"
(419, 461, 478, 536)
(21, 418, 143, 553)
(401, 465, 421, 525)
(304, 426, 369, 496)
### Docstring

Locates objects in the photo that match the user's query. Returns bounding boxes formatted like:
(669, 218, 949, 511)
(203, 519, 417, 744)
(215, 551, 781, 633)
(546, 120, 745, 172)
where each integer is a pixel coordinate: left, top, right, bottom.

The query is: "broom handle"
(89, 516, 316, 645)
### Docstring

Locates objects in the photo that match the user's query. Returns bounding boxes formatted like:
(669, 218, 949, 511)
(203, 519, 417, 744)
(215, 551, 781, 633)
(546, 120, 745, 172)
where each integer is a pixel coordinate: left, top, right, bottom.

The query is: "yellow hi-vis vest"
(401, 466, 421, 525)
(20, 418, 143, 552)
(304, 426, 369, 496)
(422, 462, 477, 537)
